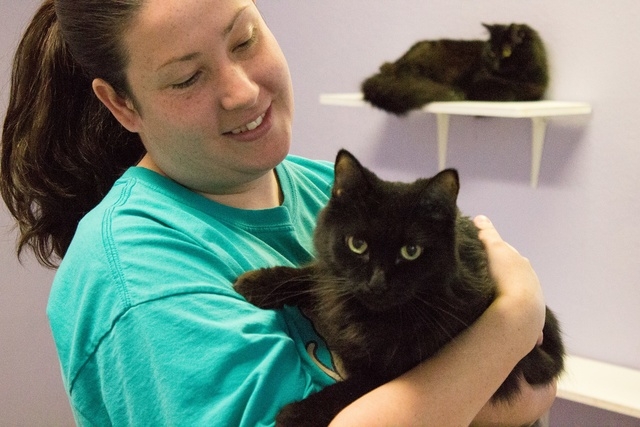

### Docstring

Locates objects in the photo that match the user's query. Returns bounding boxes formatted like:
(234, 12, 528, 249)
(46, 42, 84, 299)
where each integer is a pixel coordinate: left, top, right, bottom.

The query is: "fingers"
(474, 215, 546, 338)
(473, 214, 495, 231)
(474, 215, 519, 255)
(473, 215, 532, 290)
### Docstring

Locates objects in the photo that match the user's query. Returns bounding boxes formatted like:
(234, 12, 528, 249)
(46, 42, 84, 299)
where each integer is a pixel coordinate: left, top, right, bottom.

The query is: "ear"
(92, 78, 141, 133)
(332, 149, 369, 198)
(509, 24, 525, 44)
(430, 168, 460, 204)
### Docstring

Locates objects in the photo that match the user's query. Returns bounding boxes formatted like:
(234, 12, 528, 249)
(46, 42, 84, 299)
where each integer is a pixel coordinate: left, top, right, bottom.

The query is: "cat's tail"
(361, 72, 465, 115)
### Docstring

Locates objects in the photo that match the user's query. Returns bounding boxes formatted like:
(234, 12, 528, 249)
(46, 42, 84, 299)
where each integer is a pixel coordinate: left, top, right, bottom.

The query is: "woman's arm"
(329, 215, 552, 427)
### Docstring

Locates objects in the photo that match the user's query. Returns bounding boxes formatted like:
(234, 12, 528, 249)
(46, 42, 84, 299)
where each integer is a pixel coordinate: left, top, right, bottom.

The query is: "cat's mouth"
(355, 291, 412, 313)
(357, 297, 388, 312)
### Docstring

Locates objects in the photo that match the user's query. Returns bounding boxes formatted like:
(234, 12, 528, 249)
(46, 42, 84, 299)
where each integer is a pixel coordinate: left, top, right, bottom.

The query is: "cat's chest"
(311, 292, 489, 379)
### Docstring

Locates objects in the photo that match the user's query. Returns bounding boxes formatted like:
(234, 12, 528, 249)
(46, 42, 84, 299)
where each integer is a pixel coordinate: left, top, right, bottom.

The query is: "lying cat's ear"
(430, 169, 460, 204)
(333, 149, 369, 197)
(508, 23, 525, 45)
(482, 23, 495, 35)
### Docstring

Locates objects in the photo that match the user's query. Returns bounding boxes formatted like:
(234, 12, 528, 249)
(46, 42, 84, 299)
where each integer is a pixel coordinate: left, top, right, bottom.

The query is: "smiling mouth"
(229, 113, 266, 135)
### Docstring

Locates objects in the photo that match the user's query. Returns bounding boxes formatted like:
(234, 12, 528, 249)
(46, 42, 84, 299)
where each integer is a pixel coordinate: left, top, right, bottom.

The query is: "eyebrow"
(157, 52, 201, 72)
(224, 6, 249, 36)
(156, 6, 249, 72)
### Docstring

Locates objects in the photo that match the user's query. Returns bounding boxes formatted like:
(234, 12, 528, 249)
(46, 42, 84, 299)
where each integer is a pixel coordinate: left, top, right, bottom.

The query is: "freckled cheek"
(151, 96, 219, 131)
(258, 41, 293, 102)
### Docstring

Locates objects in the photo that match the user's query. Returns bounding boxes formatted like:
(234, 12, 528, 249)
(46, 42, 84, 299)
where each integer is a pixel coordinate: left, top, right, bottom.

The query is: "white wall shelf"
(319, 93, 592, 188)
(557, 355, 640, 419)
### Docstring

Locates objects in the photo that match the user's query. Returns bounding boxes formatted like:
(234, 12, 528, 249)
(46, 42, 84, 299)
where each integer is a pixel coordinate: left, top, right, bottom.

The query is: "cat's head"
(314, 149, 462, 312)
(482, 23, 543, 72)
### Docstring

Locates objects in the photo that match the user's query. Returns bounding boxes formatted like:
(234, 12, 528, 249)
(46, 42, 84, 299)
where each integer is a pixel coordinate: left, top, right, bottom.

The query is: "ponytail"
(1, 0, 144, 267)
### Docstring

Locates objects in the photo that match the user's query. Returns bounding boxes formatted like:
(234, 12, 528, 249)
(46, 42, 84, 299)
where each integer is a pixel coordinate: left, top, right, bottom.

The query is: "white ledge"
(558, 355, 640, 419)
(319, 93, 592, 187)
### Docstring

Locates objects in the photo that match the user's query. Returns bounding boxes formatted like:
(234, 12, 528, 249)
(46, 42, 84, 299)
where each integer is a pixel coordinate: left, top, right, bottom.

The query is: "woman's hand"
(471, 215, 556, 426)
(474, 215, 547, 348)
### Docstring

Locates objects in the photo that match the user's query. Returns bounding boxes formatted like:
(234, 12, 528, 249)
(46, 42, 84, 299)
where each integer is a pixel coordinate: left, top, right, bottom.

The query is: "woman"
(0, 0, 555, 425)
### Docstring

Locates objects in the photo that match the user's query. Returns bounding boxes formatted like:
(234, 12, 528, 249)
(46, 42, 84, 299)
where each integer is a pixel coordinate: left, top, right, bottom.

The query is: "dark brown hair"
(1, 0, 145, 267)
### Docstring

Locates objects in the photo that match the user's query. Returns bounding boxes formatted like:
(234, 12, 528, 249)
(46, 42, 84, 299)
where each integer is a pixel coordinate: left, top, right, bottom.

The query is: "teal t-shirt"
(47, 156, 338, 426)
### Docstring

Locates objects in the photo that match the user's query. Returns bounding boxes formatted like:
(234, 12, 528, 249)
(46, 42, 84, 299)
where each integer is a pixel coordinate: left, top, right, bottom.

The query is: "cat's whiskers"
(312, 277, 357, 315)
(411, 295, 472, 346)
(251, 274, 319, 306)
(400, 303, 429, 361)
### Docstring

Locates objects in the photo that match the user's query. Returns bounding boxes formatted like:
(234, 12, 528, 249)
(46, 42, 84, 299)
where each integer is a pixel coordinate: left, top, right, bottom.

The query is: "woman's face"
(121, 0, 293, 196)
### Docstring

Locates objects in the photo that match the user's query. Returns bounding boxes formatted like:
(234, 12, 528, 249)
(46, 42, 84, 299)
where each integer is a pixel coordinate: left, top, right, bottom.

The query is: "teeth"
(231, 113, 265, 135)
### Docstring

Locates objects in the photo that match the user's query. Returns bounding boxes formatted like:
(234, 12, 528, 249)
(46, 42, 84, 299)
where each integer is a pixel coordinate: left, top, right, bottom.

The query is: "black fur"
(361, 23, 549, 115)
(234, 149, 564, 426)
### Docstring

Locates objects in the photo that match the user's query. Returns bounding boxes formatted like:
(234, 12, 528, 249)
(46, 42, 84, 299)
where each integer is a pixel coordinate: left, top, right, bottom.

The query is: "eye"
(346, 236, 368, 255)
(171, 71, 202, 90)
(234, 29, 257, 53)
(400, 245, 423, 261)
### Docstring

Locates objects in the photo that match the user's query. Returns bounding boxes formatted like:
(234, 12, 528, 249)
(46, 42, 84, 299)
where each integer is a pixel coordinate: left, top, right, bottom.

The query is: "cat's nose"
(364, 269, 388, 294)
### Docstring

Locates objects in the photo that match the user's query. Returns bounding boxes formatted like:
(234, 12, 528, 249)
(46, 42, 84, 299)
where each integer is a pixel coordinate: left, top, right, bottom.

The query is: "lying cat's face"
(313, 150, 461, 312)
(482, 23, 538, 72)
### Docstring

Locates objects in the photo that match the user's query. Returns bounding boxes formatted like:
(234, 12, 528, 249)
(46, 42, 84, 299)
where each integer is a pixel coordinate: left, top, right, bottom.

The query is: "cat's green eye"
(346, 236, 368, 255)
(400, 245, 423, 261)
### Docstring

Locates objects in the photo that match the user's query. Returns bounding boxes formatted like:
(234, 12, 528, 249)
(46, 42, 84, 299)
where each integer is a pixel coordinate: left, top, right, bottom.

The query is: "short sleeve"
(71, 291, 326, 426)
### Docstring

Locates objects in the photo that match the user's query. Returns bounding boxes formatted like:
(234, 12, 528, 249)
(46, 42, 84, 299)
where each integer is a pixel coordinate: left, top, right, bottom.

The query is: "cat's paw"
(235, 266, 315, 309)
(444, 89, 466, 101)
(233, 269, 284, 309)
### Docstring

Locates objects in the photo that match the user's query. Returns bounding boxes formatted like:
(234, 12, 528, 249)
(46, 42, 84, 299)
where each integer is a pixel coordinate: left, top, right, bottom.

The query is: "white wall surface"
(1, 0, 638, 424)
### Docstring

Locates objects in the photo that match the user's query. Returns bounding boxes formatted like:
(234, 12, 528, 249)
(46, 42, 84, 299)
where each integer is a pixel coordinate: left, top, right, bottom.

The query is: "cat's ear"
(508, 23, 525, 44)
(482, 23, 494, 34)
(333, 149, 369, 198)
(430, 169, 460, 204)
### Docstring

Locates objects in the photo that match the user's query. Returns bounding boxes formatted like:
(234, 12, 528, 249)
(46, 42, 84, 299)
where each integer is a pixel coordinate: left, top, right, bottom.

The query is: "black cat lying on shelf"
(234, 149, 564, 427)
(362, 23, 549, 114)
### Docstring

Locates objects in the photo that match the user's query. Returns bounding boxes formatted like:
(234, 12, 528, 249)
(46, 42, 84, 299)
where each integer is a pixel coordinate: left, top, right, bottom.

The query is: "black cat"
(234, 149, 564, 427)
(361, 23, 549, 115)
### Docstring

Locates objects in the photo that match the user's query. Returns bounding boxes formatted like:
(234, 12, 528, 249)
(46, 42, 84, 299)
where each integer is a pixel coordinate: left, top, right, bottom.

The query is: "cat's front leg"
(467, 75, 518, 101)
(234, 265, 317, 309)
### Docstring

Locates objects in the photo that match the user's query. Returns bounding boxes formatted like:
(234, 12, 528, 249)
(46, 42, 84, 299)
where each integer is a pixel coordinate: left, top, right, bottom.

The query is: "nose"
(364, 268, 388, 295)
(218, 63, 259, 111)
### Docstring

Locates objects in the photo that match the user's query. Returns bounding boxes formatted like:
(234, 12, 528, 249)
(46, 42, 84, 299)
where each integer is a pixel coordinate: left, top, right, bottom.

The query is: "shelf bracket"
(530, 117, 548, 189)
(436, 113, 450, 171)
(435, 114, 549, 188)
